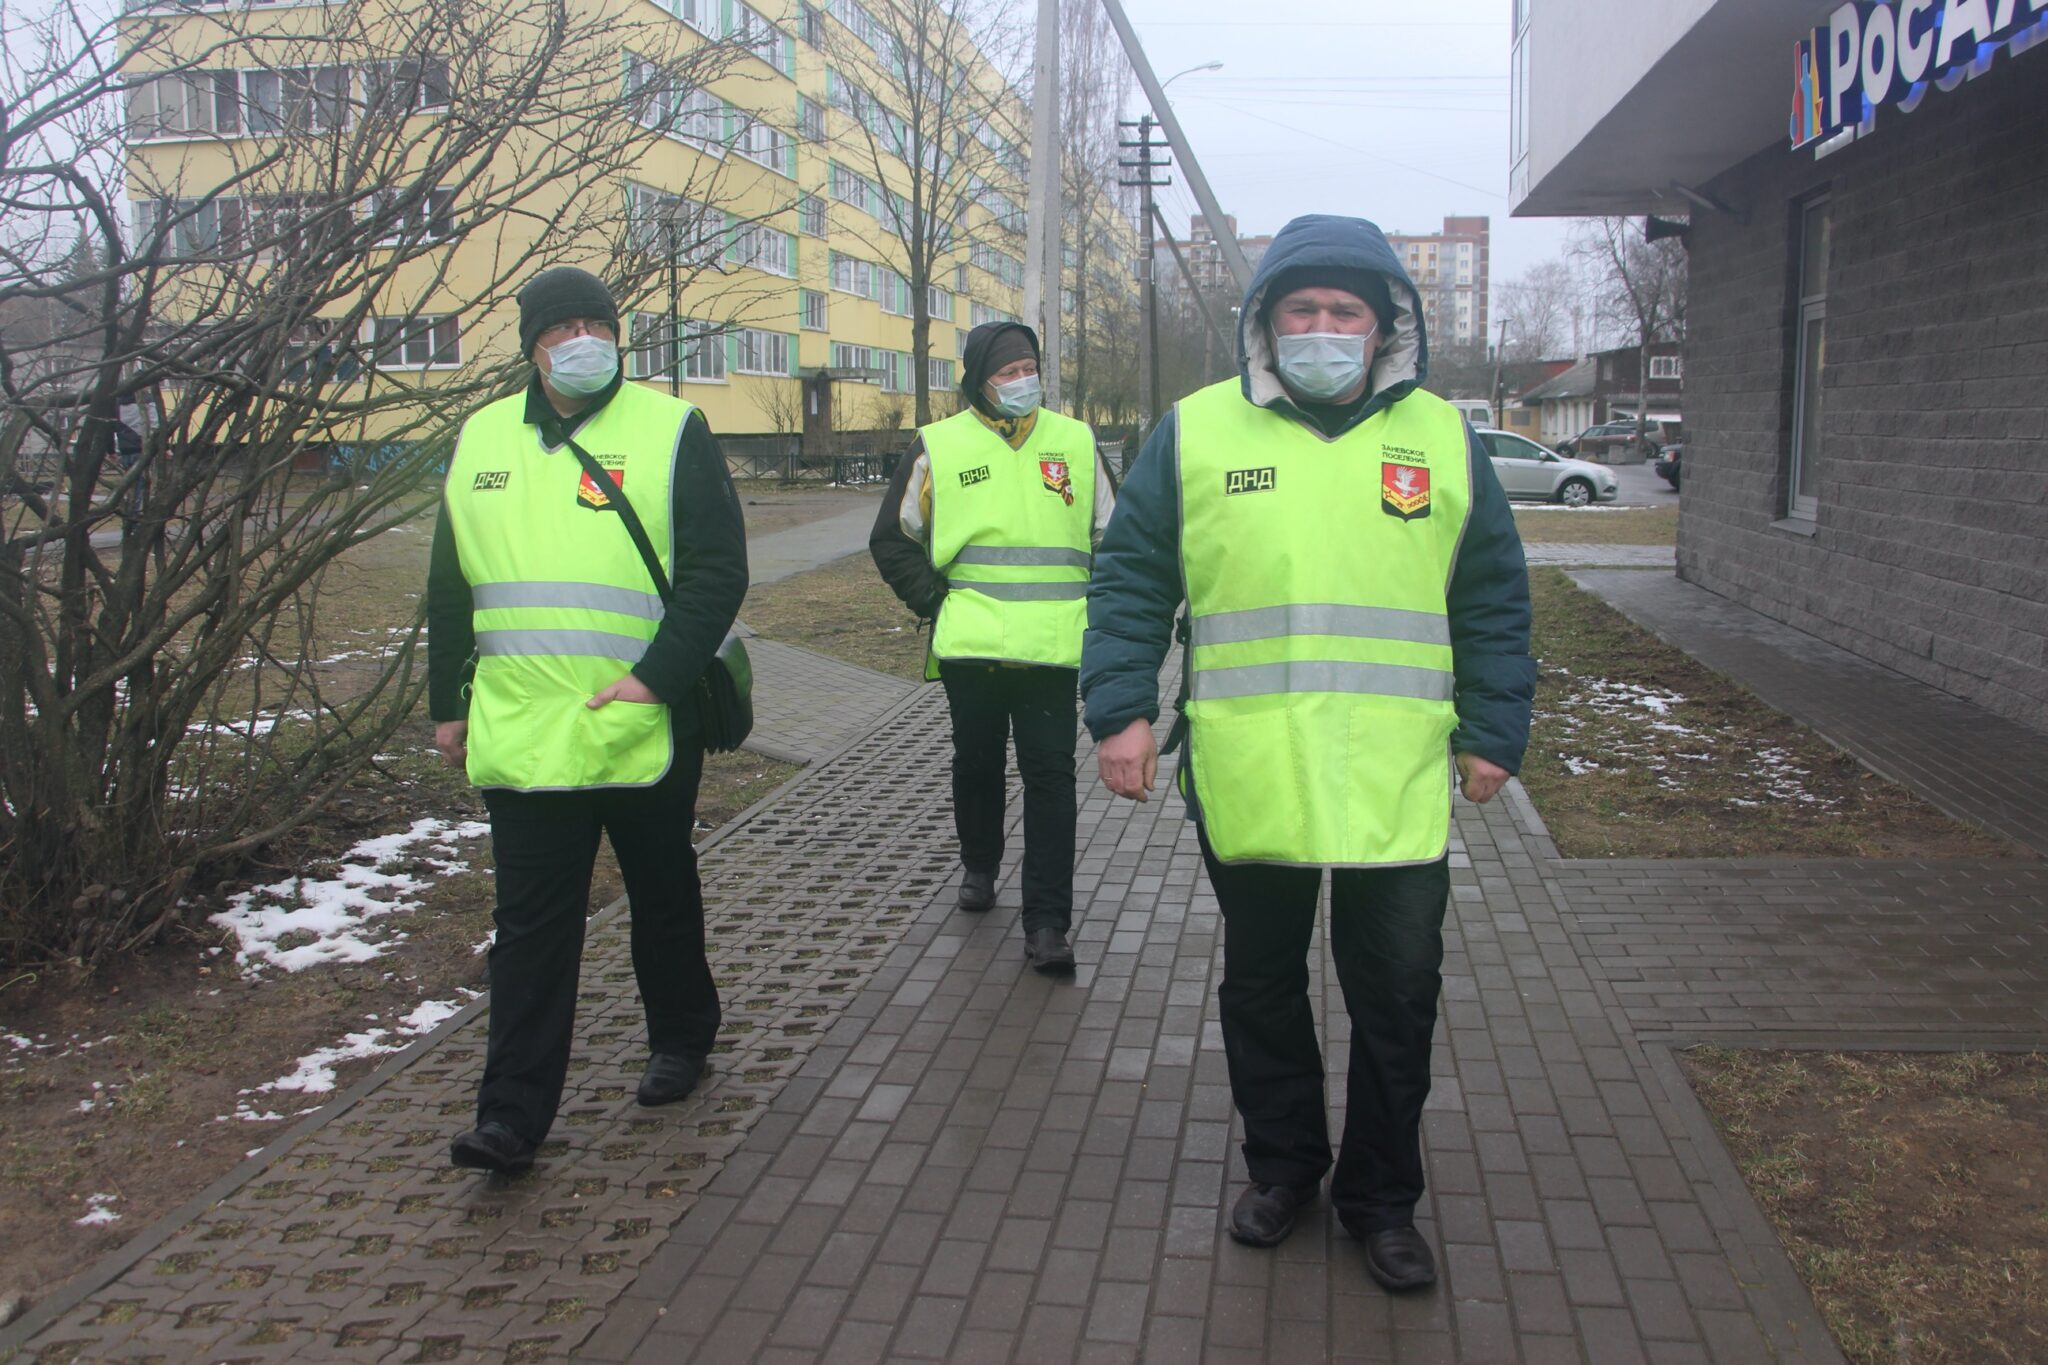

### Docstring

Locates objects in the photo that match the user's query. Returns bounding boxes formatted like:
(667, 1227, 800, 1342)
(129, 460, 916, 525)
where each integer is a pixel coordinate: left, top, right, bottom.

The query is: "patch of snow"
(75, 1194, 120, 1227)
(225, 990, 478, 1122)
(208, 818, 489, 975)
(1564, 757, 1603, 777)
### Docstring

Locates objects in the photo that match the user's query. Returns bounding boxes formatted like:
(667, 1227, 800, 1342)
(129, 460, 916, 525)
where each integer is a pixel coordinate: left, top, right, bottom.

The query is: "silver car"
(1476, 429, 1618, 507)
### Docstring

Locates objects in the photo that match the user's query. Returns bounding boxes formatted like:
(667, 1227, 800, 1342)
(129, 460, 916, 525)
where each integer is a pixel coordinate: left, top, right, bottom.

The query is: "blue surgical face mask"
(544, 334, 619, 395)
(1273, 327, 1377, 402)
(989, 373, 1042, 418)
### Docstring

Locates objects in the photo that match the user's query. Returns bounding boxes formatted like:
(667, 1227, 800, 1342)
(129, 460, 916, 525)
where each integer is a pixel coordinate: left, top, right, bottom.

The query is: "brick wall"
(1678, 53, 2048, 732)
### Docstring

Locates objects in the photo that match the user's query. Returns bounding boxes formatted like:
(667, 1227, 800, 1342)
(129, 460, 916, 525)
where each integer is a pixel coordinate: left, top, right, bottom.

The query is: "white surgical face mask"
(1273, 327, 1376, 402)
(989, 373, 1042, 418)
(544, 334, 619, 395)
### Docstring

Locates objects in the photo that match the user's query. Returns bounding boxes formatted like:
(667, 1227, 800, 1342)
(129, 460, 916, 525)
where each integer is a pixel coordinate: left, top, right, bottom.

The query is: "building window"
(798, 193, 827, 237)
(1649, 355, 1682, 381)
(928, 356, 954, 390)
(830, 250, 878, 299)
(798, 97, 824, 143)
(800, 289, 827, 331)
(727, 221, 794, 276)
(799, 2, 823, 45)
(927, 285, 952, 321)
(734, 328, 791, 375)
(368, 314, 459, 368)
(878, 267, 910, 317)
(1788, 194, 1829, 520)
(361, 57, 451, 113)
(673, 0, 716, 36)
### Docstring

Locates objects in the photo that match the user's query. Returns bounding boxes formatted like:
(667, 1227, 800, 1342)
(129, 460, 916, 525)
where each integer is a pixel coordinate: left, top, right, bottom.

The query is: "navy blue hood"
(1237, 214, 1428, 416)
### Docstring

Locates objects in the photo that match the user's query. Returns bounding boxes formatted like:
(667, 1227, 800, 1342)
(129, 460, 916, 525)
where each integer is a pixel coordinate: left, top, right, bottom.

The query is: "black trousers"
(1201, 826, 1451, 1233)
(476, 747, 719, 1143)
(937, 662, 1078, 933)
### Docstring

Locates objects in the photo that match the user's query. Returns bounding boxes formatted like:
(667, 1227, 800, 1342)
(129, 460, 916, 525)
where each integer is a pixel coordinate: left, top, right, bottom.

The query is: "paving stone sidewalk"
(737, 637, 914, 765)
(601, 732, 1864, 1364)
(747, 503, 882, 587)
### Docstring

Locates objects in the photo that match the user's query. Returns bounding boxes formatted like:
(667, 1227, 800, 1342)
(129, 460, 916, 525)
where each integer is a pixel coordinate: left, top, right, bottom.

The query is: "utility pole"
(1119, 115, 1170, 436)
(1022, 0, 1062, 405)
(1488, 318, 1508, 427)
(1098, 0, 1251, 295)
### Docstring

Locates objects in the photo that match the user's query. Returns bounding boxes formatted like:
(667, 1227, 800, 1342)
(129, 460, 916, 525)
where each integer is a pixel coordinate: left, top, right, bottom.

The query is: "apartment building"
(120, 0, 1070, 442)
(1385, 216, 1489, 349)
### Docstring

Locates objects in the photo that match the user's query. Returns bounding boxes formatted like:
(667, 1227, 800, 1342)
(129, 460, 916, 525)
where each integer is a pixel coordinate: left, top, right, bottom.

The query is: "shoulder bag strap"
(560, 430, 672, 602)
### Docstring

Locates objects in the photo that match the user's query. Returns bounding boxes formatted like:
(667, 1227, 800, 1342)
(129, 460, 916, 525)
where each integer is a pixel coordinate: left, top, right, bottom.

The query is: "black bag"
(562, 433, 754, 754)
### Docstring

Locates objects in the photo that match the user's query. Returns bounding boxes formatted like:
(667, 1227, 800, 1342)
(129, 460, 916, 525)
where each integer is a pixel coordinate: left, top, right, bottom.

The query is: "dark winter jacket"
(1078, 213, 1536, 774)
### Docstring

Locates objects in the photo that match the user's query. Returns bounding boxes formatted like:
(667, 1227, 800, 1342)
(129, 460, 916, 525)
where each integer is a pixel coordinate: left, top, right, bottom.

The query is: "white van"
(1448, 399, 1494, 428)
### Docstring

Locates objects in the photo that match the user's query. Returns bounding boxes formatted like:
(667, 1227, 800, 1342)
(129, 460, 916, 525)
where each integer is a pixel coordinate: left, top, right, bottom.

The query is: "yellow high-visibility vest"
(923, 406, 1097, 673)
(443, 384, 695, 790)
(1175, 379, 1471, 866)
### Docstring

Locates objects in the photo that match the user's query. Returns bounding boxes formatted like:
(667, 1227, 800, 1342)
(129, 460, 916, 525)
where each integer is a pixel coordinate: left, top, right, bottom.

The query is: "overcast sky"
(1116, 0, 1569, 305)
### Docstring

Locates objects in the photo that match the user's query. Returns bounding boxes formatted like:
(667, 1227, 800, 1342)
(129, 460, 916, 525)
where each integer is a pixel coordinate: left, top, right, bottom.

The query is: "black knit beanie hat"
(517, 267, 620, 359)
(1258, 265, 1395, 331)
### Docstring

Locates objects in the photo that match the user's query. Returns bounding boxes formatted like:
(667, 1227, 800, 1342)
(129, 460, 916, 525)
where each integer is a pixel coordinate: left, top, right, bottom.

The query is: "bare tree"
(1056, 0, 1137, 424)
(1572, 216, 1687, 443)
(818, 0, 1027, 426)
(0, 0, 755, 965)
(1496, 259, 1577, 362)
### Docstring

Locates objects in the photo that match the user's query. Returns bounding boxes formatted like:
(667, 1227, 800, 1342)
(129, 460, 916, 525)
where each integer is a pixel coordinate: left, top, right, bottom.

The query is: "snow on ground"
(74, 1193, 120, 1228)
(208, 818, 489, 975)
(1540, 669, 1839, 808)
(224, 993, 476, 1122)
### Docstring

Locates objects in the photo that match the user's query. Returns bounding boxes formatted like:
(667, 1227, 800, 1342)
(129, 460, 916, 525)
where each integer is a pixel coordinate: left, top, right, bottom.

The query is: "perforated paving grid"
(12, 683, 990, 1364)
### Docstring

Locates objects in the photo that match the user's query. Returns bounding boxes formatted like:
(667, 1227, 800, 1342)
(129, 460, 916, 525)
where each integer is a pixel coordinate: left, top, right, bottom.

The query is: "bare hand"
(1098, 719, 1159, 802)
(1456, 753, 1510, 804)
(435, 720, 468, 769)
(587, 673, 662, 708)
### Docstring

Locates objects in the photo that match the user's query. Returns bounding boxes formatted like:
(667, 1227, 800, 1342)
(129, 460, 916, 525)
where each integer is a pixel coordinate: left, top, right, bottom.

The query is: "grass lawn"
(742, 552, 930, 682)
(1521, 569, 2010, 859)
(1683, 1048, 2048, 1364)
(1512, 504, 1679, 545)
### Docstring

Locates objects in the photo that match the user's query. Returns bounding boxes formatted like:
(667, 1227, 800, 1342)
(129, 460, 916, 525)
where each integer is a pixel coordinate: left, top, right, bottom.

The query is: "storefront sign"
(1791, 0, 2048, 150)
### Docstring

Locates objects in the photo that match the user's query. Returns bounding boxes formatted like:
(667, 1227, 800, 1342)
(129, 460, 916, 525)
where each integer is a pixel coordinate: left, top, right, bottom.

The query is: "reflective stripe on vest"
(1175, 379, 1471, 867)
(443, 383, 695, 791)
(923, 407, 1098, 671)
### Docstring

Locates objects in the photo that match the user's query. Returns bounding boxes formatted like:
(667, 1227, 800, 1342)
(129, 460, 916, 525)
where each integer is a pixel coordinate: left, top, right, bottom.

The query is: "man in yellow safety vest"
(1081, 216, 1534, 1291)
(427, 267, 748, 1173)
(871, 322, 1118, 973)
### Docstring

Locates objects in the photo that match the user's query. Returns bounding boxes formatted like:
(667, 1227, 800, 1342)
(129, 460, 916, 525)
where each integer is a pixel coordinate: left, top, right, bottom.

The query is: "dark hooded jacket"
(869, 321, 1116, 623)
(1077, 213, 1535, 774)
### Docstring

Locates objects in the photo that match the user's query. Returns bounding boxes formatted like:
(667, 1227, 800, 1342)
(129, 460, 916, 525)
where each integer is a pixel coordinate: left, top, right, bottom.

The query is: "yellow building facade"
(121, 0, 1053, 443)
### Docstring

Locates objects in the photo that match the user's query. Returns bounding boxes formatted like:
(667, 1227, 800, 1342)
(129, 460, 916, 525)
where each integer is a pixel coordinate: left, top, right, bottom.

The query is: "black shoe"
(1023, 926, 1075, 974)
(450, 1121, 536, 1174)
(1353, 1222, 1438, 1292)
(958, 869, 995, 912)
(1229, 1180, 1320, 1248)
(637, 1052, 707, 1107)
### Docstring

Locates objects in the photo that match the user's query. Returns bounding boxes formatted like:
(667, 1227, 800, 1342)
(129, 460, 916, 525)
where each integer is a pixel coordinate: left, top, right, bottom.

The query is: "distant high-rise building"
(1386, 216, 1490, 348)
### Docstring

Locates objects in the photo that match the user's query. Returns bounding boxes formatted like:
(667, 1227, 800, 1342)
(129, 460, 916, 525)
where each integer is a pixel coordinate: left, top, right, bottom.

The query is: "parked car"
(1556, 420, 1661, 462)
(1476, 429, 1618, 507)
(1654, 442, 1683, 490)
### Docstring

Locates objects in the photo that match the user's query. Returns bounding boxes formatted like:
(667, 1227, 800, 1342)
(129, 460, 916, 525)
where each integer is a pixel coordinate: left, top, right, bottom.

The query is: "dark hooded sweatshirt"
(869, 321, 1117, 623)
(1078, 214, 1536, 774)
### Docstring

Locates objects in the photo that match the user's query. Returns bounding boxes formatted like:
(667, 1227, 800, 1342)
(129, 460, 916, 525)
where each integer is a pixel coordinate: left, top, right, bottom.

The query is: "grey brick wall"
(1678, 53, 2048, 733)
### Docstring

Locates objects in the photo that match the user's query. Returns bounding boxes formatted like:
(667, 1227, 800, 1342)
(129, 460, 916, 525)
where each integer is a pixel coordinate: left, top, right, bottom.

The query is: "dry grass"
(1512, 505, 1680, 545)
(1683, 1048, 2048, 1364)
(741, 552, 930, 682)
(1521, 568, 2012, 859)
